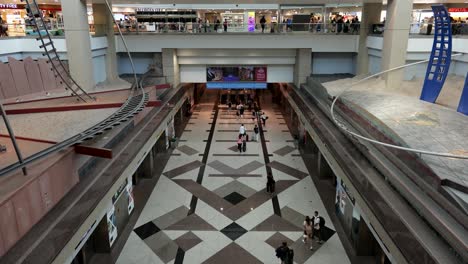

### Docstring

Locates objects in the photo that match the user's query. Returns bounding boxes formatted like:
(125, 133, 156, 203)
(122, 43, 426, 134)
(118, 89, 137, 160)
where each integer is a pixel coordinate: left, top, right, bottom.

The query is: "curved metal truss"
(420, 5, 452, 103)
(22, 0, 94, 102)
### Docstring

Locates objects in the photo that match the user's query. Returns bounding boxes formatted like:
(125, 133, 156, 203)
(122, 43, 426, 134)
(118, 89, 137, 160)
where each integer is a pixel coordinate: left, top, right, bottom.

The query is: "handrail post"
(0, 102, 27, 175)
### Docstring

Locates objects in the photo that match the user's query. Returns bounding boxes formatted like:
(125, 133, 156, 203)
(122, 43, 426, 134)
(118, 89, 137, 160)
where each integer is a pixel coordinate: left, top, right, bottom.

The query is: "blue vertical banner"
(457, 74, 468, 115)
(420, 5, 452, 103)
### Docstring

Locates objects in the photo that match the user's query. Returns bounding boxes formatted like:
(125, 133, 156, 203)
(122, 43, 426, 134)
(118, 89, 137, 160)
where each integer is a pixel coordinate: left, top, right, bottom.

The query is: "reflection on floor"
(116, 91, 351, 264)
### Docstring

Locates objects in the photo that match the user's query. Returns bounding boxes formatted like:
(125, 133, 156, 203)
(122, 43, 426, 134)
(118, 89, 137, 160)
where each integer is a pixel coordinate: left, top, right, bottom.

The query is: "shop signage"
(207, 66, 268, 82)
(0, 4, 19, 9)
(448, 8, 468, 12)
(136, 8, 163, 12)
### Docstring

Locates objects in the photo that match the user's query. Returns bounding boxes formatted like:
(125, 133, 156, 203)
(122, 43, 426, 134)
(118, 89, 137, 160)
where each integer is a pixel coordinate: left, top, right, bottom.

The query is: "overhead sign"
(448, 8, 468, 12)
(206, 66, 267, 82)
(0, 4, 18, 9)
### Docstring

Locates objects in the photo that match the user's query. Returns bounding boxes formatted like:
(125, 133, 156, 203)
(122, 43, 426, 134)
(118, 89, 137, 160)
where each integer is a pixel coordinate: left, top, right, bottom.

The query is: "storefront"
(0, 3, 63, 36)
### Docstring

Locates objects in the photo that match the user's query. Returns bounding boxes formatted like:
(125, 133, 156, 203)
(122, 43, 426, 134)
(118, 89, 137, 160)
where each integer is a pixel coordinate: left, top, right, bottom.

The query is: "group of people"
(331, 15, 360, 34)
(276, 211, 326, 263)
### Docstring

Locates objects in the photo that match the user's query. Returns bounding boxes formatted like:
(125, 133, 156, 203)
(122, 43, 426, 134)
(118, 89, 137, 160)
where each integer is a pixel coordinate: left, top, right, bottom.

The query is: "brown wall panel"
(0, 226, 5, 257)
(8, 57, 32, 97)
(0, 201, 20, 254)
(38, 172, 54, 211)
(24, 57, 45, 94)
(11, 189, 34, 237)
(38, 58, 58, 91)
(25, 179, 47, 225)
(0, 63, 19, 99)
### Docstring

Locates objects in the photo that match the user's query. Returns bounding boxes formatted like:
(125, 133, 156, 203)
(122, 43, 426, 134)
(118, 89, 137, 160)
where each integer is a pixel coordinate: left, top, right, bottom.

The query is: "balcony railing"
(1, 22, 467, 38)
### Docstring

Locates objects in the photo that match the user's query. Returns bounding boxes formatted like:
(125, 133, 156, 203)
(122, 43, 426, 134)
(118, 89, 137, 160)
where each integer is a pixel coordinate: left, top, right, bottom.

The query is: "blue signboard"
(420, 5, 452, 103)
(207, 82, 267, 89)
(457, 74, 468, 115)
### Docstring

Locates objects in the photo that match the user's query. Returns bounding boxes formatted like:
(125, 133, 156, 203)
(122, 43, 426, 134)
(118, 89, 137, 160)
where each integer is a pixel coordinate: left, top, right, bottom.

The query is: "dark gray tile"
(134, 221, 160, 240)
(208, 160, 263, 175)
(163, 160, 203, 178)
(153, 206, 189, 230)
(265, 232, 294, 249)
(174, 231, 202, 252)
(273, 145, 296, 156)
(177, 145, 199, 156)
(172, 179, 233, 213)
(220, 222, 248, 241)
(166, 214, 217, 231)
(213, 180, 257, 198)
(144, 231, 178, 263)
(268, 161, 308, 179)
(223, 180, 297, 221)
(213, 154, 259, 157)
(281, 206, 306, 229)
(202, 243, 262, 264)
(251, 215, 302, 231)
(224, 192, 246, 205)
(209, 174, 262, 178)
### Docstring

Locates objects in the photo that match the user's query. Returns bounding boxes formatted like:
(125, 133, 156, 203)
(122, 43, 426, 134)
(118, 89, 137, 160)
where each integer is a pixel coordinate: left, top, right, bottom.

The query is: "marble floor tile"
(202, 243, 263, 264)
(273, 145, 297, 156)
(166, 213, 217, 231)
(174, 231, 203, 252)
(152, 206, 189, 230)
(163, 160, 203, 179)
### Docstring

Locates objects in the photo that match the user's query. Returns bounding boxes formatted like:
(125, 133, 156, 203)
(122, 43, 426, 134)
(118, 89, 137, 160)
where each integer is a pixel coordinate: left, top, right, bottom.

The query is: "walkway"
(116, 90, 350, 264)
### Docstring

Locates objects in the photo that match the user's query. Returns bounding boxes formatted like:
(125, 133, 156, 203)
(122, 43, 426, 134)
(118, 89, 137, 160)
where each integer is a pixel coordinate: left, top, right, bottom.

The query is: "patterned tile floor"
(116, 91, 350, 264)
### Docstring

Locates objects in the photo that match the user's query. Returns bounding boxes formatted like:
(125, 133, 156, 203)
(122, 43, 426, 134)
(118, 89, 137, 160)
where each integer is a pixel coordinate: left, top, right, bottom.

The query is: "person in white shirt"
(239, 124, 246, 136)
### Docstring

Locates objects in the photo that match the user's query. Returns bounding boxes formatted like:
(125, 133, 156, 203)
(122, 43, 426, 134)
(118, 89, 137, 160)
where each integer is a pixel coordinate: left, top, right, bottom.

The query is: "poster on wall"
(126, 176, 134, 214)
(107, 205, 118, 247)
(207, 66, 267, 82)
(248, 12, 255, 32)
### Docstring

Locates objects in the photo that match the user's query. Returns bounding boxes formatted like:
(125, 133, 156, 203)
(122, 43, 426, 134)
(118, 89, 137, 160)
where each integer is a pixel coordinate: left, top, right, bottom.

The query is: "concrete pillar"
(357, 3, 383, 75)
(294, 48, 312, 87)
(162, 48, 180, 86)
(317, 152, 333, 180)
(93, 2, 124, 84)
(380, 0, 413, 89)
(61, 0, 95, 91)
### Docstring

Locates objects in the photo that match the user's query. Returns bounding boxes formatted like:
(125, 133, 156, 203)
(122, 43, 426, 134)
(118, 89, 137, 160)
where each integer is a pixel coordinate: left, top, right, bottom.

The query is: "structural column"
(61, 0, 95, 91)
(357, 3, 383, 75)
(93, 2, 123, 84)
(294, 48, 312, 87)
(162, 48, 180, 86)
(380, 0, 413, 89)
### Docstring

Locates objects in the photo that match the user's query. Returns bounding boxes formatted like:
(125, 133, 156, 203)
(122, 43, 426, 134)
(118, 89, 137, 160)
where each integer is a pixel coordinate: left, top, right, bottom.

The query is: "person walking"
(214, 18, 220, 32)
(227, 101, 232, 113)
(266, 173, 275, 194)
(239, 102, 245, 118)
(242, 134, 247, 152)
(303, 216, 314, 250)
(275, 242, 290, 264)
(260, 16, 267, 33)
(239, 124, 246, 137)
(237, 135, 243, 153)
(253, 124, 259, 142)
(260, 112, 268, 126)
(312, 211, 324, 244)
(223, 19, 228, 32)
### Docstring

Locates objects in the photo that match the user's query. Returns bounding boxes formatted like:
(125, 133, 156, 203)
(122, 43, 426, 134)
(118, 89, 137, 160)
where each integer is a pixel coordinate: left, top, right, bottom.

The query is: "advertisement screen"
(206, 66, 267, 82)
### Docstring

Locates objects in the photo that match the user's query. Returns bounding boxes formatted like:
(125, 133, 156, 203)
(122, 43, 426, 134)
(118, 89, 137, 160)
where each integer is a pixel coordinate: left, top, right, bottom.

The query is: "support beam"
(61, 0, 95, 91)
(162, 48, 180, 87)
(357, 3, 383, 75)
(380, 0, 413, 89)
(93, 2, 126, 85)
(294, 48, 312, 87)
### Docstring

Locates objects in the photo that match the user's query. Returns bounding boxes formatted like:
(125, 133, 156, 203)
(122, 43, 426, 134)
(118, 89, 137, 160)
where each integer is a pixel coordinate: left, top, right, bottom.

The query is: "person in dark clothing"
(214, 18, 220, 31)
(260, 16, 267, 33)
(275, 242, 290, 264)
(253, 124, 259, 141)
(223, 19, 228, 32)
(337, 16, 344, 33)
(267, 173, 275, 194)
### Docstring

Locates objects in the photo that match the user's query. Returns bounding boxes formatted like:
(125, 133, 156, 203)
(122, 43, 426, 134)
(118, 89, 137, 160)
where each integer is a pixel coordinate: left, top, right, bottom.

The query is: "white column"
(162, 49, 179, 86)
(380, 0, 413, 89)
(61, 0, 95, 91)
(357, 3, 383, 75)
(93, 2, 126, 85)
(294, 48, 312, 87)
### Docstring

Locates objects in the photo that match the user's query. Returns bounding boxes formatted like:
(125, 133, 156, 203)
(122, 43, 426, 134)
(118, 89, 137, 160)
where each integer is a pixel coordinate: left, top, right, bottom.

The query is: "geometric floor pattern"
(116, 91, 351, 264)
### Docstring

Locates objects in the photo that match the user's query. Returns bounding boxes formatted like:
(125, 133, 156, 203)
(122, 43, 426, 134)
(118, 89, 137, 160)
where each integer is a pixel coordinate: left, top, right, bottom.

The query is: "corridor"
(116, 90, 350, 264)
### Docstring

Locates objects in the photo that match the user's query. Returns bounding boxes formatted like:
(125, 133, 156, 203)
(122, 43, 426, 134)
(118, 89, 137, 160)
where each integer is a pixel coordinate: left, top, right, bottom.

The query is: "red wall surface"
(0, 152, 79, 257)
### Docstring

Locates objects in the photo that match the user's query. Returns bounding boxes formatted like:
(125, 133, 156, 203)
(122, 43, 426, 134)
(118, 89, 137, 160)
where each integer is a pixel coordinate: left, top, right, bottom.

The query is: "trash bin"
(170, 138, 178, 149)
